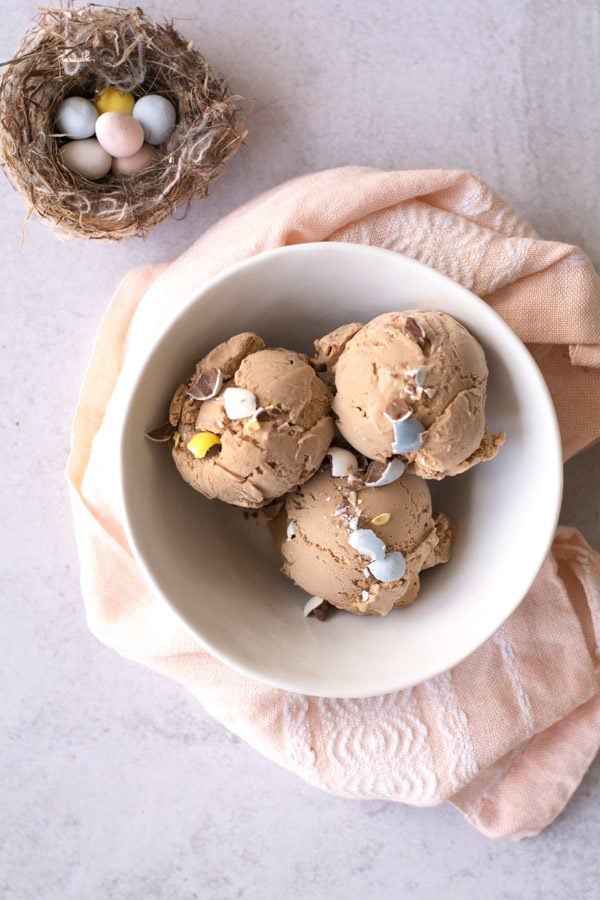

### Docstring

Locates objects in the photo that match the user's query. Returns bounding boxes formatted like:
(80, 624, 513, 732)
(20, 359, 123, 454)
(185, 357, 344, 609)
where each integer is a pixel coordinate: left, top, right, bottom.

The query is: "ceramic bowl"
(119, 243, 562, 697)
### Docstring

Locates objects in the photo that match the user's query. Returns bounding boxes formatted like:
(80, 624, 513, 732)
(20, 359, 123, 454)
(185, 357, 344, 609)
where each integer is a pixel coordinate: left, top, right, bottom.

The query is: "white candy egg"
(133, 94, 177, 145)
(60, 139, 112, 181)
(55, 96, 98, 140)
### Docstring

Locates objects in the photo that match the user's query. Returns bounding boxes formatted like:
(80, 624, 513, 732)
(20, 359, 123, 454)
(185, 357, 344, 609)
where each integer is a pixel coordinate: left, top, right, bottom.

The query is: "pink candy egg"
(95, 111, 144, 159)
(111, 143, 159, 175)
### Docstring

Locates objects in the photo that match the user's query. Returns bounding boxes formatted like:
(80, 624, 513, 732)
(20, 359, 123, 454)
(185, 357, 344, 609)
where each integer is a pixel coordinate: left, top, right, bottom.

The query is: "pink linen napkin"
(67, 167, 600, 839)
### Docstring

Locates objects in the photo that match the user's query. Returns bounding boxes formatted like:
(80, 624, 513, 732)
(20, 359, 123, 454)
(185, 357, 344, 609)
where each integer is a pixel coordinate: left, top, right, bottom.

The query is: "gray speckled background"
(1, 0, 599, 897)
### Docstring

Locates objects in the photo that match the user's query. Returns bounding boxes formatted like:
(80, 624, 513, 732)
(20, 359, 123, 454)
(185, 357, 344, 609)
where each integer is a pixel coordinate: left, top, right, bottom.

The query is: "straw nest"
(0, 4, 246, 240)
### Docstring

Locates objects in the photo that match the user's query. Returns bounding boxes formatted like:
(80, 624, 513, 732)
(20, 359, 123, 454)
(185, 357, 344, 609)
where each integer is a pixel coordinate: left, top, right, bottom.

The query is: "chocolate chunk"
(312, 600, 332, 621)
(255, 405, 282, 422)
(384, 397, 411, 422)
(204, 443, 222, 459)
(347, 473, 365, 491)
(405, 316, 428, 348)
(356, 453, 369, 472)
(187, 367, 223, 401)
(145, 422, 175, 442)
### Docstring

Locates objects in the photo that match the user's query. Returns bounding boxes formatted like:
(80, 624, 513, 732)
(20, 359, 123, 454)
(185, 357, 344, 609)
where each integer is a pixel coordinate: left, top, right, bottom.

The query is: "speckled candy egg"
(95, 112, 144, 159)
(111, 143, 159, 175)
(133, 94, 177, 146)
(95, 87, 135, 116)
(55, 96, 98, 139)
(60, 139, 112, 181)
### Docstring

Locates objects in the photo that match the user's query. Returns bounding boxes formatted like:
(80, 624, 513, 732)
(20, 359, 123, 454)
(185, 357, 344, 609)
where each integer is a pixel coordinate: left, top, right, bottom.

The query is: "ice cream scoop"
(169, 333, 334, 507)
(269, 468, 454, 616)
(314, 310, 504, 479)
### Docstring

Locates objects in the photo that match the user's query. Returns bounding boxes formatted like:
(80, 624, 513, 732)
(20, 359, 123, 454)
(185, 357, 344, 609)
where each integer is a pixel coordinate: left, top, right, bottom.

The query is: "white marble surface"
(1, 0, 600, 897)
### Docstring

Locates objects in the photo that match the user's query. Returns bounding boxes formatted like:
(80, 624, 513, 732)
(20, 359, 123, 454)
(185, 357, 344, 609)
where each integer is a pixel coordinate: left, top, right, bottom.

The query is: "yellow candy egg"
(186, 432, 221, 459)
(95, 87, 135, 116)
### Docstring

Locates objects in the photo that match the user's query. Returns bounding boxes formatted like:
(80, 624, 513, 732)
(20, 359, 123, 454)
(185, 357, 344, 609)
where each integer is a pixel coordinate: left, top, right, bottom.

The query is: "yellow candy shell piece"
(95, 87, 135, 116)
(186, 432, 221, 459)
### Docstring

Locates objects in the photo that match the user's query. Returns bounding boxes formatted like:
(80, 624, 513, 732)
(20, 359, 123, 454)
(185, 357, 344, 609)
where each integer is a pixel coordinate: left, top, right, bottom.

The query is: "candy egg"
(133, 94, 177, 145)
(95, 112, 144, 159)
(95, 87, 135, 115)
(111, 143, 159, 175)
(60, 139, 112, 181)
(55, 96, 98, 139)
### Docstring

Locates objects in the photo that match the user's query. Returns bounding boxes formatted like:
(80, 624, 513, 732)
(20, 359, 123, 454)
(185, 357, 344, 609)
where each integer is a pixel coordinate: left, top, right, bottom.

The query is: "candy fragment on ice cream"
(327, 447, 359, 477)
(224, 387, 258, 420)
(186, 431, 221, 459)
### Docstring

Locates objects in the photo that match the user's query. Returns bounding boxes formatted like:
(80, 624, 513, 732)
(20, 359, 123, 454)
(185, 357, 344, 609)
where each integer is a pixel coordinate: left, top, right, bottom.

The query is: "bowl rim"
(118, 241, 564, 698)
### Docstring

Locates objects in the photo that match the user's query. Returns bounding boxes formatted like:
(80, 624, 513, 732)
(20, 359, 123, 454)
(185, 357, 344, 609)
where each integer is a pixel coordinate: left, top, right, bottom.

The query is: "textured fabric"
(67, 167, 600, 839)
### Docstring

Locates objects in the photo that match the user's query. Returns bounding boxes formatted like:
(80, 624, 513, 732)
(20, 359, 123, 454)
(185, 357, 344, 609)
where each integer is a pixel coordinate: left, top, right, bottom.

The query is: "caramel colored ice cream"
(269, 467, 454, 616)
(314, 311, 504, 479)
(170, 333, 334, 507)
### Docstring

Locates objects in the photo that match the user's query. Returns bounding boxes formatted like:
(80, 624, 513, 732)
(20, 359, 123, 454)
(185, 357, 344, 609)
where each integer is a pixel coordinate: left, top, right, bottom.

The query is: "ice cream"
(169, 332, 334, 507)
(269, 462, 454, 616)
(314, 310, 504, 479)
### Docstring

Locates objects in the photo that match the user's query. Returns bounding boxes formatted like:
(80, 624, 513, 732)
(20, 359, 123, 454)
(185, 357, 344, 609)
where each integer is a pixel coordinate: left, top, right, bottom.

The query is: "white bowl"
(119, 243, 562, 698)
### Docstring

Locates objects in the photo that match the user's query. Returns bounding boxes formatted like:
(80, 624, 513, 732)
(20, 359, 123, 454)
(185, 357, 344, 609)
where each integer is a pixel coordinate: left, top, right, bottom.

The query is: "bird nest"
(0, 4, 246, 240)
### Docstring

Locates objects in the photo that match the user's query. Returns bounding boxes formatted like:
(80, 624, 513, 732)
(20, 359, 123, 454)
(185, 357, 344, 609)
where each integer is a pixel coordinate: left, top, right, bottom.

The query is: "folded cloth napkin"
(67, 167, 600, 839)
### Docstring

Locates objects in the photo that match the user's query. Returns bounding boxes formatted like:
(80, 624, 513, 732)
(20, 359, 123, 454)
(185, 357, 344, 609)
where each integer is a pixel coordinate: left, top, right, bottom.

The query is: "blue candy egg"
(55, 97, 98, 140)
(132, 94, 177, 146)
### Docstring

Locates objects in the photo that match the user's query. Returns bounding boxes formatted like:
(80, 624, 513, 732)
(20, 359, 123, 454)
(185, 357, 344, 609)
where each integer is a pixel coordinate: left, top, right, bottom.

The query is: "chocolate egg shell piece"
(145, 422, 175, 442)
(384, 398, 412, 422)
(303, 595, 325, 617)
(303, 597, 332, 620)
(391, 418, 425, 454)
(224, 387, 258, 420)
(186, 432, 221, 459)
(327, 447, 359, 477)
(404, 316, 428, 348)
(368, 551, 407, 583)
(406, 365, 428, 388)
(348, 528, 386, 562)
(364, 458, 406, 487)
(187, 368, 223, 401)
